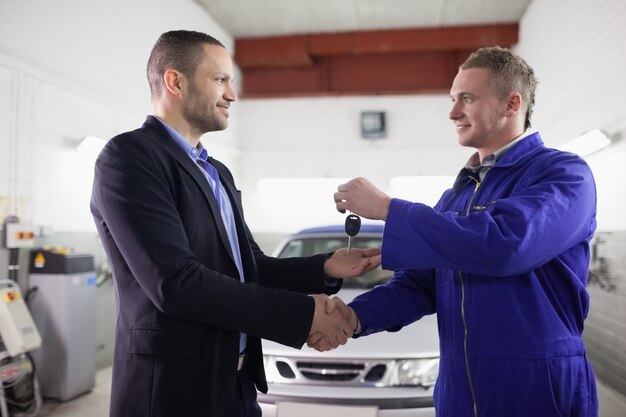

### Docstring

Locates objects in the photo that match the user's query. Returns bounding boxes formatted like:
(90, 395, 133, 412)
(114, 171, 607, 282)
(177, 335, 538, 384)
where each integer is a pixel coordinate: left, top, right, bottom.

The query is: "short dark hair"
(461, 46, 537, 130)
(147, 30, 225, 98)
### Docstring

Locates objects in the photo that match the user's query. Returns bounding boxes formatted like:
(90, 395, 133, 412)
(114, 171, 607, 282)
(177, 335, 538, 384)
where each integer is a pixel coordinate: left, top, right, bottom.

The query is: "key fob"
(345, 214, 361, 237)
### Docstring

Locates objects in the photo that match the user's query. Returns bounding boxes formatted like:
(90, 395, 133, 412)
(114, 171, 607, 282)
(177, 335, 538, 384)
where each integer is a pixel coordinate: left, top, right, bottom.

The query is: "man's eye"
(463, 96, 473, 104)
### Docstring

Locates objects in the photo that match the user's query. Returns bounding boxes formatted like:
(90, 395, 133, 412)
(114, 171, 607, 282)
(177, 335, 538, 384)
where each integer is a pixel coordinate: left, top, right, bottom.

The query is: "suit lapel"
(210, 157, 259, 284)
(144, 118, 237, 267)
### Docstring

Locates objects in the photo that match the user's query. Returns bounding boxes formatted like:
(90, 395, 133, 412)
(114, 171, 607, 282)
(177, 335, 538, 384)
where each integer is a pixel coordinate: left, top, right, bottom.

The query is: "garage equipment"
(27, 249, 96, 401)
(0, 280, 42, 417)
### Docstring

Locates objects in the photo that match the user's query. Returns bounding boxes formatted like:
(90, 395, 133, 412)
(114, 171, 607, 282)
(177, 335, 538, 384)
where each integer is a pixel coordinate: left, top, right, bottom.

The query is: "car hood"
(262, 288, 439, 359)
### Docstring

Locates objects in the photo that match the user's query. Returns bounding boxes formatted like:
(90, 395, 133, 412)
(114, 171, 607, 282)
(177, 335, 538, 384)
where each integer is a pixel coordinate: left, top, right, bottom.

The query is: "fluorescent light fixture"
(558, 129, 611, 157)
(257, 177, 350, 193)
(390, 176, 456, 207)
(253, 177, 358, 233)
(77, 135, 107, 156)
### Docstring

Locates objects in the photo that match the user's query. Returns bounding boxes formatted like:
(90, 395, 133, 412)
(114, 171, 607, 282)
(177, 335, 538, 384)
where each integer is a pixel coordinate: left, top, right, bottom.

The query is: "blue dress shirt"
(157, 118, 247, 353)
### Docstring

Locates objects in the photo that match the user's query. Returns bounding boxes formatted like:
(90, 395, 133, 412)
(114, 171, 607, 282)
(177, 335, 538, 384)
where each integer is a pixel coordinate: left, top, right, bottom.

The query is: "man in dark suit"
(90, 30, 381, 417)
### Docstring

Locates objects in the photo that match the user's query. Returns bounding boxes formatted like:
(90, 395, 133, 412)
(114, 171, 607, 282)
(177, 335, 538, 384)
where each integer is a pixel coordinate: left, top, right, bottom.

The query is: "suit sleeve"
(211, 158, 342, 296)
(246, 226, 341, 295)
(91, 134, 315, 349)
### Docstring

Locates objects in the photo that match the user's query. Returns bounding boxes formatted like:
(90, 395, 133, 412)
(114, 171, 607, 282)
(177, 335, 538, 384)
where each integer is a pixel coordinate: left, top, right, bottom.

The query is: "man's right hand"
(334, 177, 392, 220)
(308, 295, 357, 352)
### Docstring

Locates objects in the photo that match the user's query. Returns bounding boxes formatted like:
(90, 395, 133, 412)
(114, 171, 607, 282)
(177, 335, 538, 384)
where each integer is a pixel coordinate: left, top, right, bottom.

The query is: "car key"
(345, 213, 361, 253)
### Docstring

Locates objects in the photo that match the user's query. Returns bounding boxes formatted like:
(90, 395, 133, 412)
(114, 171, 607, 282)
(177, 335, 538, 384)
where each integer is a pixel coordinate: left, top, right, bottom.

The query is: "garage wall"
(235, 0, 626, 395)
(236, 1, 626, 236)
(237, 94, 472, 233)
(0, 0, 239, 233)
(586, 231, 626, 395)
(516, 0, 626, 395)
(516, 0, 626, 232)
(1, 0, 625, 381)
(0, 0, 237, 368)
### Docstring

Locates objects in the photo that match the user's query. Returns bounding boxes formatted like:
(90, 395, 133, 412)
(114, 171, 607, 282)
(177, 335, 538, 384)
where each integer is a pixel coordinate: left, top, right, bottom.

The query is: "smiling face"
(182, 44, 236, 136)
(449, 68, 520, 157)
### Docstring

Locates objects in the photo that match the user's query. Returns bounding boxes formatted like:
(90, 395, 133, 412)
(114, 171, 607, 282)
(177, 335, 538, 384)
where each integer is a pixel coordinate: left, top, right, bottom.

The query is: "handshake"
(307, 294, 357, 352)
(305, 245, 378, 351)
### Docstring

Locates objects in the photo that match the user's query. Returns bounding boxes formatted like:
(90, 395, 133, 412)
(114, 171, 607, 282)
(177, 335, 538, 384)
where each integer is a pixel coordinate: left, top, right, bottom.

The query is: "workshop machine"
(1, 218, 42, 417)
(27, 248, 96, 402)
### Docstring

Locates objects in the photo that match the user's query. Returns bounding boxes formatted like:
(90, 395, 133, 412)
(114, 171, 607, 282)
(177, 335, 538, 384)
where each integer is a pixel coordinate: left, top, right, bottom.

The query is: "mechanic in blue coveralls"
(311, 46, 599, 417)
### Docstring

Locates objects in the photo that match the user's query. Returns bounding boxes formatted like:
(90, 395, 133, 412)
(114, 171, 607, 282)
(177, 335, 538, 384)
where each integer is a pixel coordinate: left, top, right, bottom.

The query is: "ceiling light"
(390, 176, 456, 207)
(558, 129, 611, 157)
(257, 178, 349, 193)
(76, 136, 107, 156)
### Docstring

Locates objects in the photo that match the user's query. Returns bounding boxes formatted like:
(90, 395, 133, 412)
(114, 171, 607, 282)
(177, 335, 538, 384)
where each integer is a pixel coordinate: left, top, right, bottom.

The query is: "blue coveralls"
(350, 132, 599, 417)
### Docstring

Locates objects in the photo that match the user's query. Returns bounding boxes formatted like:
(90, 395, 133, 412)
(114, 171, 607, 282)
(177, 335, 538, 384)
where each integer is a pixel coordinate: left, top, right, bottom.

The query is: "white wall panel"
(517, 0, 626, 397)
(516, 0, 626, 232)
(0, 66, 12, 199)
(238, 95, 458, 151)
(518, 0, 626, 147)
(0, 0, 237, 231)
(237, 95, 470, 232)
(0, 0, 233, 113)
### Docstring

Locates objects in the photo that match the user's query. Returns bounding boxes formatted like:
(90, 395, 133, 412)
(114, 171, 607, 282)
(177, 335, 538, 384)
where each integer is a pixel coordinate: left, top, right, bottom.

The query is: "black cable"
(24, 287, 38, 304)
(24, 353, 35, 379)
(8, 248, 20, 281)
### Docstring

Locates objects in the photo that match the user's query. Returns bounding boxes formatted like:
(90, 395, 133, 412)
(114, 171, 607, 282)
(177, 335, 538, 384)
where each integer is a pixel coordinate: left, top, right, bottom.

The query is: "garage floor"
(36, 366, 626, 417)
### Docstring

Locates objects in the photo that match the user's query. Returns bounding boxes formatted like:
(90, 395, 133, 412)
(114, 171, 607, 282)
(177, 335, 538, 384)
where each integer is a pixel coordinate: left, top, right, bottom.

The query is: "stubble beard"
(185, 107, 227, 135)
(183, 83, 227, 135)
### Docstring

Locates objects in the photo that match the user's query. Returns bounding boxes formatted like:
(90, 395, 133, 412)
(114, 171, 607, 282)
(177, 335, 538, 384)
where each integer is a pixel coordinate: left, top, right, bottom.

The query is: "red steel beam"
(235, 24, 518, 97)
(310, 24, 518, 56)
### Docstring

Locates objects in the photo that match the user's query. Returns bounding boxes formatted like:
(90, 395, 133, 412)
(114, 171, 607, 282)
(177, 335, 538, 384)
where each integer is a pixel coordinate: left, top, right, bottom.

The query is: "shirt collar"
(155, 117, 207, 160)
(465, 130, 534, 171)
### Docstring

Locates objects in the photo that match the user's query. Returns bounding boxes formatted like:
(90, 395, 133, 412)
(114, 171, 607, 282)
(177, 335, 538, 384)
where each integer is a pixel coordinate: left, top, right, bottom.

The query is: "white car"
(259, 225, 439, 417)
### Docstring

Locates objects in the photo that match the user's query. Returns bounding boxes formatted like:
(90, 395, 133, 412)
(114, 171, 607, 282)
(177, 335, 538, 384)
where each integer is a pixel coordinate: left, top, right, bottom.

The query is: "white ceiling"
(195, 0, 532, 39)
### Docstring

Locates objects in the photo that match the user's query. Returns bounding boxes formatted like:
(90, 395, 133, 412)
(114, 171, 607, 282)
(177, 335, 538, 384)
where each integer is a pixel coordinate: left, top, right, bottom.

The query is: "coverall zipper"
(461, 175, 481, 417)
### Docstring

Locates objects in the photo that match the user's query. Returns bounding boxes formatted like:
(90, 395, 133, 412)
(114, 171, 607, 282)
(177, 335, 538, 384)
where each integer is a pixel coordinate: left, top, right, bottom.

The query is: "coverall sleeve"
(382, 152, 597, 276)
(349, 268, 436, 337)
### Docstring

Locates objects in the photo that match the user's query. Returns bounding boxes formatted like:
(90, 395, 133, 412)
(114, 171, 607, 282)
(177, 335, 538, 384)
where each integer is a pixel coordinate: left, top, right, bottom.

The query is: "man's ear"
(505, 93, 522, 116)
(163, 69, 185, 97)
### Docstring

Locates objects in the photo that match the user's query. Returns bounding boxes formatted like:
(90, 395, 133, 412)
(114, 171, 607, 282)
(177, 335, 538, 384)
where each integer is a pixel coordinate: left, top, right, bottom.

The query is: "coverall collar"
(453, 131, 544, 193)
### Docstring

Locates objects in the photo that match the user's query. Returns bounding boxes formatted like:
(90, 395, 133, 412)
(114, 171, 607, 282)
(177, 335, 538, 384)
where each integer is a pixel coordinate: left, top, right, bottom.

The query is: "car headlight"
(263, 355, 297, 383)
(389, 358, 439, 388)
(263, 355, 281, 383)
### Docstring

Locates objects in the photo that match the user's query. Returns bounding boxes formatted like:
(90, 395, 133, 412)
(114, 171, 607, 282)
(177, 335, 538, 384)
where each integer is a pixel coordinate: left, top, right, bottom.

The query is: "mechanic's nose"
(449, 101, 462, 120)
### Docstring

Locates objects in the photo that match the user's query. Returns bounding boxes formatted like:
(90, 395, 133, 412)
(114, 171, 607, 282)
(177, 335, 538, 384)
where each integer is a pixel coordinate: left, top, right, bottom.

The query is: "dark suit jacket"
(91, 116, 340, 417)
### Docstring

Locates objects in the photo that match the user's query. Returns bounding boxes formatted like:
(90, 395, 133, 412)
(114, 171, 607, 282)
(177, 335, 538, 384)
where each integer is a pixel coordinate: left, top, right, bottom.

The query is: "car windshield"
(277, 236, 392, 289)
